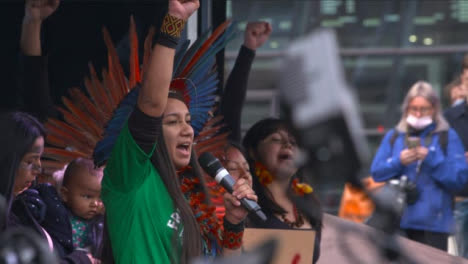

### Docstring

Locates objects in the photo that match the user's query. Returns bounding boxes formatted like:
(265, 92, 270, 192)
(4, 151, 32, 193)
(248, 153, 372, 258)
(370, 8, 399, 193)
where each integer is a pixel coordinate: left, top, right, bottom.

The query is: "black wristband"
(156, 33, 180, 49)
(223, 217, 245, 232)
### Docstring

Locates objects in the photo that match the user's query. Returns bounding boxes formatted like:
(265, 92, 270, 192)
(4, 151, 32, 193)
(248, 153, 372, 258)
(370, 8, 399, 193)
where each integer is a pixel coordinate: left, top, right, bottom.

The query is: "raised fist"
(168, 0, 200, 21)
(244, 21, 272, 50)
(24, 0, 60, 22)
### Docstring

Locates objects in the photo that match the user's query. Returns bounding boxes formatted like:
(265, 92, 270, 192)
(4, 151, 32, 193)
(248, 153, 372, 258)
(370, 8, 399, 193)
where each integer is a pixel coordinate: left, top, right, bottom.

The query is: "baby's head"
(60, 158, 103, 220)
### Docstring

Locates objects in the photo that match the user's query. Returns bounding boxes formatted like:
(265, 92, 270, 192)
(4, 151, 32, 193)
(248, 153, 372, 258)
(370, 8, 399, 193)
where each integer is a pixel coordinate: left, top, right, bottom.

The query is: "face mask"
(452, 98, 465, 107)
(406, 115, 433, 130)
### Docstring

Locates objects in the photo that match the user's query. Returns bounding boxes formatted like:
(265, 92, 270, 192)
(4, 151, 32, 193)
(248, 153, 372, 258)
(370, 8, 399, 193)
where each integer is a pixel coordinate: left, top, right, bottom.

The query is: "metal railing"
(226, 44, 468, 59)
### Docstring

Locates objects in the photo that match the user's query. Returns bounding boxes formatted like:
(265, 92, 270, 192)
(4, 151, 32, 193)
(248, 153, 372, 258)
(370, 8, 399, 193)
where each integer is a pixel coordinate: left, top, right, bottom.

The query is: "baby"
(18, 158, 104, 258)
(60, 158, 104, 252)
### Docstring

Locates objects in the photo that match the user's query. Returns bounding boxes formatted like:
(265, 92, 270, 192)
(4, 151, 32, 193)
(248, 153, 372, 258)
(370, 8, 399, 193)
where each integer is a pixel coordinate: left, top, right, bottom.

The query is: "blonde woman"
(371, 81, 468, 250)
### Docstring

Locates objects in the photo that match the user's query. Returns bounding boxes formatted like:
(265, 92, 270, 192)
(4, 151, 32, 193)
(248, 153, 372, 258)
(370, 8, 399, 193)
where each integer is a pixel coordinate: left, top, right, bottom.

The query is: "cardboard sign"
(242, 228, 315, 264)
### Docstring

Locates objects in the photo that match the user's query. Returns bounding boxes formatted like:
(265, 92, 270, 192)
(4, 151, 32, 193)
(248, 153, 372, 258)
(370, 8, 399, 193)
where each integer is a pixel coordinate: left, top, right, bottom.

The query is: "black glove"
(16, 189, 47, 223)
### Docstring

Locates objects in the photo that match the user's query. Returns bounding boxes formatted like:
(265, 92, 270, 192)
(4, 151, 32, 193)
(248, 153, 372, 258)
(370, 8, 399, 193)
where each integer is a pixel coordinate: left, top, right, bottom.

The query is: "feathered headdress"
(42, 17, 235, 174)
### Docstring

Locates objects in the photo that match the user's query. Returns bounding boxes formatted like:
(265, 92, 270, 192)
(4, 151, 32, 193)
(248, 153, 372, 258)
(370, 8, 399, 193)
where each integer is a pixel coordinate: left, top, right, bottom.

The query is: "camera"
(403, 180, 420, 205)
(367, 175, 419, 233)
(388, 175, 420, 206)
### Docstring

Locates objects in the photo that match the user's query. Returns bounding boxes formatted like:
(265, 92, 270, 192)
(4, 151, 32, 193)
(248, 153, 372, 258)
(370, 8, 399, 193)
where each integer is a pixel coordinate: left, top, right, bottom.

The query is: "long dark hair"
(0, 112, 45, 230)
(242, 118, 322, 230)
(152, 135, 203, 263)
(152, 92, 211, 262)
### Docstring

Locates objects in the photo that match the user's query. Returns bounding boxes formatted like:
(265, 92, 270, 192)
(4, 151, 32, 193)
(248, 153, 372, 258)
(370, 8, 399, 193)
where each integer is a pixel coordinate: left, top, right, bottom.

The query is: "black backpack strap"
(438, 130, 448, 155)
(424, 130, 448, 155)
(424, 133, 433, 148)
(389, 129, 447, 154)
(389, 129, 399, 148)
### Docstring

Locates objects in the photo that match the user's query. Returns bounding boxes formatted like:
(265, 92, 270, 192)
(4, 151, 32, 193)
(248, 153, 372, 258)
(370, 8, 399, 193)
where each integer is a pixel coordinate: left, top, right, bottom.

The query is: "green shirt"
(102, 122, 181, 264)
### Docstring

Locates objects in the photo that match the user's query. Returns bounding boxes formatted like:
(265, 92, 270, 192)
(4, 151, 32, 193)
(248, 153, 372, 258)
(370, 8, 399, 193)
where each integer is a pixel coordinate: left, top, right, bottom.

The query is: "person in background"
(214, 21, 271, 220)
(444, 77, 465, 107)
(242, 117, 322, 264)
(371, 81, 468, 251)
(445, 65, 468, 164)
(210, 142, 254, 219)
(221, 21, 272, 142)
(15, 158, 104, 260)
(444, 60, 468, 258)
(222, 142, 253, 187)
(1, 112, 96, 263)
(17, 0, 58, 122)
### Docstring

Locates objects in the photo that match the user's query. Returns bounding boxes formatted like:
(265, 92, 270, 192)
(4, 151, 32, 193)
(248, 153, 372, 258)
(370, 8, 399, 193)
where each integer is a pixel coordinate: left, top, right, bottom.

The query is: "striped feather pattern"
(43, 17, 235, 188)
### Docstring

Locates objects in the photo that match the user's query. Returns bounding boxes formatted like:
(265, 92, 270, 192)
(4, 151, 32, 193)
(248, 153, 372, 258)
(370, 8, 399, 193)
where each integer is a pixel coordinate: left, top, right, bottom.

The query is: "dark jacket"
(10, 193, 92, 264)
(444, 100, 468, 196)
(16, 54, 56, 122)
(444, 100, 468, 150)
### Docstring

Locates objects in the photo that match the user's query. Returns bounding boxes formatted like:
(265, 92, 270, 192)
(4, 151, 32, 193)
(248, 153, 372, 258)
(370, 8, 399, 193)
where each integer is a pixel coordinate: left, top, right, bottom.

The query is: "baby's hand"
(97, 200, 105, 215)
(87, 253, 101, 264)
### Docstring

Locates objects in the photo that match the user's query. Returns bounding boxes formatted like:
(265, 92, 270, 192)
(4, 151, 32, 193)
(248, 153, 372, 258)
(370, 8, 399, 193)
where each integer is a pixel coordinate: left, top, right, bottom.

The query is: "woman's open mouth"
(278, 153, 292, 161)
(176, 142, 191, 156)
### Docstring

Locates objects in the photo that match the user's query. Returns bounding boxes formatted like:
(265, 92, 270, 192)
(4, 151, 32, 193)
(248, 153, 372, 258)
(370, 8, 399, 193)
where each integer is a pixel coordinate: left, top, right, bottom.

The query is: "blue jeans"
(454, 199, 468, 258)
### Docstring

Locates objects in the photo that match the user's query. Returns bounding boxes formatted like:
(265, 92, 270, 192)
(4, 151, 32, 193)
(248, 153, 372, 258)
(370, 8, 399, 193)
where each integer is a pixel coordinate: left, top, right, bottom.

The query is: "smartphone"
(407, 137, 420, 149)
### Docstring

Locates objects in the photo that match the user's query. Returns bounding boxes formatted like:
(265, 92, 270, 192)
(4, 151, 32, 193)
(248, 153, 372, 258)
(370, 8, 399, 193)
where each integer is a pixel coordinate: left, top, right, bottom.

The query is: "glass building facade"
(224, 0, 468, 213)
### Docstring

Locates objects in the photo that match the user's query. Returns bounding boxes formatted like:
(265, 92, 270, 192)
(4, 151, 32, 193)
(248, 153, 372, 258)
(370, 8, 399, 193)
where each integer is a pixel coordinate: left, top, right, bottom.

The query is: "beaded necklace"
(253, 162, 313, 228)
(279, 204, 305, 228)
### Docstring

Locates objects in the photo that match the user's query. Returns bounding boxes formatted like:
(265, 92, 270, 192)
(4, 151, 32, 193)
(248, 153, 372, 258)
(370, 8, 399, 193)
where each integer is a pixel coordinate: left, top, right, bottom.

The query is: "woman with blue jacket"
(371, 81, 468, 250)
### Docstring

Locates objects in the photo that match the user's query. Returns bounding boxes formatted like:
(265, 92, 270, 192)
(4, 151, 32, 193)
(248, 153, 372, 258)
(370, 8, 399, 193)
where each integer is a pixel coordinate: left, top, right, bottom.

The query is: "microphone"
(198, 152, 267, 222)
